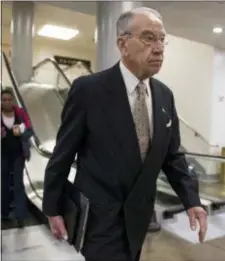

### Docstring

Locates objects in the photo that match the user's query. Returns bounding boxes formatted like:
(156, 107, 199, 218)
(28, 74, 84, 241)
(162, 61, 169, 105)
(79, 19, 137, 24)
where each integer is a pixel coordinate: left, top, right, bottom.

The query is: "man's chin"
(148, 66, 161, 76)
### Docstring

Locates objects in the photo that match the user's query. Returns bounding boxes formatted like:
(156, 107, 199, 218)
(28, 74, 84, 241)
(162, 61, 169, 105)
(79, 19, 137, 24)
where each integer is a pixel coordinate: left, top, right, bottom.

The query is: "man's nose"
(152, 44, 164, 53)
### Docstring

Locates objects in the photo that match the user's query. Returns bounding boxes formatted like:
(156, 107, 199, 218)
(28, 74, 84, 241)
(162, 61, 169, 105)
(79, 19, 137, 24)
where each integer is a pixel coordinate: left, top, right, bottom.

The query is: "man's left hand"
(187, 206, 208, 243)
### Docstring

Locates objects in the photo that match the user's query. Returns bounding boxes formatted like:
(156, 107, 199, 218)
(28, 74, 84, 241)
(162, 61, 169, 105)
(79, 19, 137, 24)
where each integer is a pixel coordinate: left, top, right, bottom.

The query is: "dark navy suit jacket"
(43, 63, 201, 260)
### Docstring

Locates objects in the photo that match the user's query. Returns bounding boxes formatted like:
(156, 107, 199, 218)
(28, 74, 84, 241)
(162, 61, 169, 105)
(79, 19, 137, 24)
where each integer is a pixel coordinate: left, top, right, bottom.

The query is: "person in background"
(1, 88, 33, 228)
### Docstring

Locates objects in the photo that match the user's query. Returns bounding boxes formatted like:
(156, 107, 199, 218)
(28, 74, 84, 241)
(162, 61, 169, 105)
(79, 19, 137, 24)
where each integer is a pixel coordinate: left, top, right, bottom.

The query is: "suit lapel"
(125, 78, 169, 207)
(144, 77, 165, 163)
(101, 63, 142, 175)
(101, 65, 168, 188)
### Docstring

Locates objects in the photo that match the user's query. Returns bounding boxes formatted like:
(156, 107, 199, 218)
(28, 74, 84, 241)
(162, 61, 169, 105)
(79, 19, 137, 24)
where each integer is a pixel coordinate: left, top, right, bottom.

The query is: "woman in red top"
(1, 88, 33, 228)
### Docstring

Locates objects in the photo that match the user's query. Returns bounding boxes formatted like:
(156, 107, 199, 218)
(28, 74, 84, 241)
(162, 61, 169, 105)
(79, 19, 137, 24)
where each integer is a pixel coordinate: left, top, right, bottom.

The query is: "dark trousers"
(83, 204, 142, 261)
(85, 251, 141, 261)
(1, 155, 28, 220)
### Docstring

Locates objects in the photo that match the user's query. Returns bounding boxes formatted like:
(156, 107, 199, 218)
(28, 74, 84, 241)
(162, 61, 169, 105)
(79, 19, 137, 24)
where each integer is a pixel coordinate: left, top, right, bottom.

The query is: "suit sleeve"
(162, 93, 202, 210)
(42, 78, 87, 216)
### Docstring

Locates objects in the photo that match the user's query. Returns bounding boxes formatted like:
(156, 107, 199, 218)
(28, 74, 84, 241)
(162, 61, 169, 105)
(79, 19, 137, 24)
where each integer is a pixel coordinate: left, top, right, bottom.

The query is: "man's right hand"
(48, 216, 68, 240)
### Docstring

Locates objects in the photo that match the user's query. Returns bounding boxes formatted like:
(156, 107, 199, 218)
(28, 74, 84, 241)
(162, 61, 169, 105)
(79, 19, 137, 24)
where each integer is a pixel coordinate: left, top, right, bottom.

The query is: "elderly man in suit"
(42, 7, 207, 261)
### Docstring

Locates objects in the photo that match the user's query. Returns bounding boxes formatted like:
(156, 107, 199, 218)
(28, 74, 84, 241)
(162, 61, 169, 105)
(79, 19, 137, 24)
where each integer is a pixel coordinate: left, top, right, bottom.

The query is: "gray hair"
(116, 7, 162, 36)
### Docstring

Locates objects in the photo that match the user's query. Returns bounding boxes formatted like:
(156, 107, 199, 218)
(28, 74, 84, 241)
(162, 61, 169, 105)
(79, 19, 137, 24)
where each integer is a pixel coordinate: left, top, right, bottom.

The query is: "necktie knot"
(136, 82, 147, 96)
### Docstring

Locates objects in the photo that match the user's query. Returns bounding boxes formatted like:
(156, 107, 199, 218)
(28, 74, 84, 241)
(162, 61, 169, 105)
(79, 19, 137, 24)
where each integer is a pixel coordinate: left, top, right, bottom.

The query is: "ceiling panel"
(50, 1, 225, 49)
(2, 1, 225, 49)
(1, 2, 96, 51)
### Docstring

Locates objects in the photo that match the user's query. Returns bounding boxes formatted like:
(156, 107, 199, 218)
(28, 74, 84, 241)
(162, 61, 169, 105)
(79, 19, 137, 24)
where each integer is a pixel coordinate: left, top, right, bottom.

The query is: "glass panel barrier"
(20, 60, 69, 145)
(185, 153, 225, 200)
(61, 61, 91, 83)
(56, 61, 91, 100)
(158, 154, 225, 202)
(32, 59, 70, 91)
(179, 116, 221, 175)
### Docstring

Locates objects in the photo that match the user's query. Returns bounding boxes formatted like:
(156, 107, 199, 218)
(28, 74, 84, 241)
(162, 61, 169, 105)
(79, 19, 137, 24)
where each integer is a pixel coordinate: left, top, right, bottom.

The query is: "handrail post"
(220, 147, 225, 185)
(148, 209, 161, 232)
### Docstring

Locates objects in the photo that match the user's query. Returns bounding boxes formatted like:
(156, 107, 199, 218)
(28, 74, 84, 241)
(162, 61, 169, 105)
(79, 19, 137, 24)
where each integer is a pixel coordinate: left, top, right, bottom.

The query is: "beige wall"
(33, 39, 96, 71)
(155, 34, 215, 146)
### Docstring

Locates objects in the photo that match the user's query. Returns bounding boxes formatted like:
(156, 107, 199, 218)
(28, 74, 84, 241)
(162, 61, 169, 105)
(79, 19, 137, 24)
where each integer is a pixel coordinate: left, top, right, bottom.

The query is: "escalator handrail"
(183, 151, 225, 162)
(33, 58, 71, 85)
(61, 60, 93, 75)
(178, 115, 219, 148)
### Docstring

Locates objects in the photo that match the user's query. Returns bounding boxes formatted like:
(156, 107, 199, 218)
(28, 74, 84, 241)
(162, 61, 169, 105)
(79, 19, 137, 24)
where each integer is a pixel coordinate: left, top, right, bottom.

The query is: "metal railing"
(184, 151, 225, 162)
(33, 57, 71, 85)
(61, 60, 93, 75)
(179, 115, 219, 148)
(32, 58, 71, 103)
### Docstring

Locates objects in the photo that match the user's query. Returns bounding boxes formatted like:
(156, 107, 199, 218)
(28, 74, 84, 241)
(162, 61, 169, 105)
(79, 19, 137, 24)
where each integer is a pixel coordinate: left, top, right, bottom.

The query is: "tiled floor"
(141, 231, 225, 261)
(140, 211, 225, 261)
(2, 225, 84, 261)
(2, 218, 225, 261)
(162, 212, 225, 243)
(1, 213, 42, 231)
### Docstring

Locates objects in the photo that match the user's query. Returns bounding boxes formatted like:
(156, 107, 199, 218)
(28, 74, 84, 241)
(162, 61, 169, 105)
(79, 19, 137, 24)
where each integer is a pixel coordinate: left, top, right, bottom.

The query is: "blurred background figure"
(1, 88, 33, 228)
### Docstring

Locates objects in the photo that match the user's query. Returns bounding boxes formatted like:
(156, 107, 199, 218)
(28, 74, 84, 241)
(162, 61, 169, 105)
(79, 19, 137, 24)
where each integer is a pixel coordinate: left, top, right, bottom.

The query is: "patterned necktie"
(132, 82, 150, 161)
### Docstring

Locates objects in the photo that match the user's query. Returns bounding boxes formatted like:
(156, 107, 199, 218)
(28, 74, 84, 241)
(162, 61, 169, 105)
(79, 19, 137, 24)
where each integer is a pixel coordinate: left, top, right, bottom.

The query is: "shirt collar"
(119, 61, 150, 96)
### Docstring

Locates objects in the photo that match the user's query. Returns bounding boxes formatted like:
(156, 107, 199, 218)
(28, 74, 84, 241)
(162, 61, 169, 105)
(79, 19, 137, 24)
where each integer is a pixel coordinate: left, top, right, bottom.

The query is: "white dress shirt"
(119, 61, 153, 139)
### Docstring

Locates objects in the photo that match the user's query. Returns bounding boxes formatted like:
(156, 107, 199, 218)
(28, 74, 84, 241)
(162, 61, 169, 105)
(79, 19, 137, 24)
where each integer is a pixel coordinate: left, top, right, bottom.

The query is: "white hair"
(116, 7, 162, 36)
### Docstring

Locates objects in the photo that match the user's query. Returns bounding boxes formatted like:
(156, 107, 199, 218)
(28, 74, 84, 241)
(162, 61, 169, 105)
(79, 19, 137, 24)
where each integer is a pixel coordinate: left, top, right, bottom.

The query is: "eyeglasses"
(122, 31, 168, 47)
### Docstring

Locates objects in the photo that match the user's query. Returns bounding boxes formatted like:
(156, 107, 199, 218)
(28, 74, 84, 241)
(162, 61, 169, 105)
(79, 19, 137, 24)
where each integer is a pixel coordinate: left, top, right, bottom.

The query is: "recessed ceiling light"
(213, 26, 223, 34)
(38, 24, 79, 40)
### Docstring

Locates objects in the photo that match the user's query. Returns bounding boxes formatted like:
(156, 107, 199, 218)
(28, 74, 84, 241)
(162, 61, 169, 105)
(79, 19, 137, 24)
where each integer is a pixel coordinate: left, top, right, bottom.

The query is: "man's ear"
(117, 37, 128, 56)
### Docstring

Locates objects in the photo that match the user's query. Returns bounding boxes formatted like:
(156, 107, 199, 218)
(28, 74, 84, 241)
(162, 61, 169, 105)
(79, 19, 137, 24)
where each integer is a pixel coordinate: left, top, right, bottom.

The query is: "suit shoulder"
(151, 77, 174, 98)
